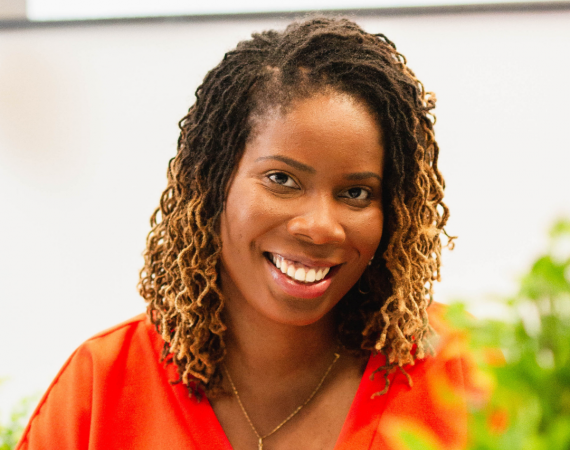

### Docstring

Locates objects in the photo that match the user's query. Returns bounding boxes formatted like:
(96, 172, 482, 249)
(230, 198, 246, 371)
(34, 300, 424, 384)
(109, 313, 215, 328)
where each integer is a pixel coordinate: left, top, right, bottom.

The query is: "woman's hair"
(139, 17, 450, 397)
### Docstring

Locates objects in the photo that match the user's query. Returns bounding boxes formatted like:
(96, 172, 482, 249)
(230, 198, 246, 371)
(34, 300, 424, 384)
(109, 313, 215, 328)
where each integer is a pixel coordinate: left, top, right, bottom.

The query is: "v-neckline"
(187, 353, 392, 450)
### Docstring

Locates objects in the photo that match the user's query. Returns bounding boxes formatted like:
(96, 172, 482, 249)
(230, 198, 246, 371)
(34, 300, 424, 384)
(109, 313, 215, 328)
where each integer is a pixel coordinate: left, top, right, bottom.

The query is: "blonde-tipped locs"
(138, 17, 450, 397)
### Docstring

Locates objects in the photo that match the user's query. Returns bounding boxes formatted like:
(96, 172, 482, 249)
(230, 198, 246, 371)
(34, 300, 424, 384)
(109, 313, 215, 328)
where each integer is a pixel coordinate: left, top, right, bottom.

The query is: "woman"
(17, 17, 472, 450)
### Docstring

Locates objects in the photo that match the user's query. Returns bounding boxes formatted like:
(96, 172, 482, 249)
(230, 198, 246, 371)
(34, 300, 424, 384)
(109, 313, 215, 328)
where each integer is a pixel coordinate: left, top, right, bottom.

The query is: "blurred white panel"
(25, 0, 570, 21)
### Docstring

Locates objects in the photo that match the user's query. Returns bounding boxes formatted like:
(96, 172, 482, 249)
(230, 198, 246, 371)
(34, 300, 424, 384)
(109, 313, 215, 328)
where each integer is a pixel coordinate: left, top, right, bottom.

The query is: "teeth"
(305, 269, 316, 282)
(294, 268, 306, 281)
(270, 253, 333, 284)
(287, 265, 295, 278)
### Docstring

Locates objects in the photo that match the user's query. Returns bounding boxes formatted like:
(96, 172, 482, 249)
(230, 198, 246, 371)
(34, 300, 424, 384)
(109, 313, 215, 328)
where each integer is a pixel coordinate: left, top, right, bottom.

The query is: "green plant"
(0, 381, 36, 450)
(447, 218, 570, 449)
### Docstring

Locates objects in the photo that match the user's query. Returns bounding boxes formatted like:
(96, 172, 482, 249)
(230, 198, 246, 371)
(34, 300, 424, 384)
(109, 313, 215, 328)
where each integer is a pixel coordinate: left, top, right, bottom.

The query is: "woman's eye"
(268, 172, 299, 188)
(343, 187, 370, 200)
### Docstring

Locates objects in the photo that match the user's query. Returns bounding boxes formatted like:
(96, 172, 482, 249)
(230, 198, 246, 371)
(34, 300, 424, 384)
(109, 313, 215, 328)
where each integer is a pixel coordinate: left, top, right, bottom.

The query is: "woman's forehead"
(247, 89, 382, 144)
(240, 91, 384, 177)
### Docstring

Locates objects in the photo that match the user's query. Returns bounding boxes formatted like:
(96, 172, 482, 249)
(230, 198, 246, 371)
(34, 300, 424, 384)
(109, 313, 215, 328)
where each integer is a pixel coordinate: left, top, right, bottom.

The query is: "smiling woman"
(220, 93, 384, 320)
(16, 17, 472, 450)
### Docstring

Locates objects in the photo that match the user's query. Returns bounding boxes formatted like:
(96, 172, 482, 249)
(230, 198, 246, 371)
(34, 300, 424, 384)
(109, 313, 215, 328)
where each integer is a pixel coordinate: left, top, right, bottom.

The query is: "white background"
(1, 10, 569, 416)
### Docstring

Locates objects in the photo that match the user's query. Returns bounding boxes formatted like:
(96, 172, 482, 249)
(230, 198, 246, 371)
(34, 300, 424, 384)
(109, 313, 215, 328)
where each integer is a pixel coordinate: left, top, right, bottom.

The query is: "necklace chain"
(223, 352, 340, 450)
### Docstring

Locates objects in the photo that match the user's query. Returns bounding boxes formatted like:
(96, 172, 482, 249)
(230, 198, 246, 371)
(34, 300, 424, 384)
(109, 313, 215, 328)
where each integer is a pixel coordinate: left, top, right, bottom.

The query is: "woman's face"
(219, 91, 385, 326)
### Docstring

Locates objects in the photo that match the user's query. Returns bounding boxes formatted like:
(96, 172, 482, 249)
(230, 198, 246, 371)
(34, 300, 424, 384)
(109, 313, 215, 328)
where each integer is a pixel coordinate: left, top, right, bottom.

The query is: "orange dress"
(17, 303, 473, 450)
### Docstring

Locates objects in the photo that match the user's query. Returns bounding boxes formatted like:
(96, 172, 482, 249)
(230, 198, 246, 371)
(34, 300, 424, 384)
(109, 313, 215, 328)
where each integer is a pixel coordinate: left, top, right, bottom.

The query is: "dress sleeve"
(15, 315, 233, 450)
(16, 344, 94, 450)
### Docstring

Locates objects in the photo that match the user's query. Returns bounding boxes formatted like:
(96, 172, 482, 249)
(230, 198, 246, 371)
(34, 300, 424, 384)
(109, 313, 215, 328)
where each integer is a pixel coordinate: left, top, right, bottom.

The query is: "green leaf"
(449, 218, 570, 449)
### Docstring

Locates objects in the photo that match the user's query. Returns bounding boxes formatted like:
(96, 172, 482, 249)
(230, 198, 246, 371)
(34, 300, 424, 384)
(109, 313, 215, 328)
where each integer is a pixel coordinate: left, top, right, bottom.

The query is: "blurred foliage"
(0, 381, 36, 450)
(447, 218, 570, 450)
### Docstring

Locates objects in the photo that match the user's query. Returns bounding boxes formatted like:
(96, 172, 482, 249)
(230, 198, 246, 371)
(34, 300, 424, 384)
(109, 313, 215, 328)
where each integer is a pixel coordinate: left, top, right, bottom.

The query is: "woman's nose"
(286, 197, 346, 245)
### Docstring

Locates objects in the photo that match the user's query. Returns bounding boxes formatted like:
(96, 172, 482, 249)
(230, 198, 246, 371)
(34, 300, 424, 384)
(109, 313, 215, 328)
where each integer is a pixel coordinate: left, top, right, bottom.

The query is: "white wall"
(1, 11, 569, 414)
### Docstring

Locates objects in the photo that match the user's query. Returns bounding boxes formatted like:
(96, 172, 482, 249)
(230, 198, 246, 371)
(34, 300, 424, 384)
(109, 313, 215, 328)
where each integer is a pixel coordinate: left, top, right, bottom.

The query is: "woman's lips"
(269, 253, 331, 283)
(264, 253, 339, 299)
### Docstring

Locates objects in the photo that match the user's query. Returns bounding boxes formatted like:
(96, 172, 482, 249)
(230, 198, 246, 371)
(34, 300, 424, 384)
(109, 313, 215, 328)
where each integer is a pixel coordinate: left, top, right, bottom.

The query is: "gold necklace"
(223, 352, 340, 450)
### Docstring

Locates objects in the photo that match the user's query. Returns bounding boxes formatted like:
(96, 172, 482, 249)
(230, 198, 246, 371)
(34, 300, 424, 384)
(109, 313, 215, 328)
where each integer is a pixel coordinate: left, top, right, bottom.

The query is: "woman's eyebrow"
(254, 156, 381, 182)
(344, 172, 382, 182)
(255, 155, 316, 174)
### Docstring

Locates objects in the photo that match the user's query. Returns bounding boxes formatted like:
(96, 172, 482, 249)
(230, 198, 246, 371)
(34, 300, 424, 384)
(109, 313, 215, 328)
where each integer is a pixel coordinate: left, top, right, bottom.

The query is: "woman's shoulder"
(354, 301, 476, 450)
(87, 313, 148, 338)
(17, 313, 228, 449)
(46, 312, 163, 381)
(53, 312, 169, 398)
(16, 313, 168, 450)
(76, 313, 156, 360)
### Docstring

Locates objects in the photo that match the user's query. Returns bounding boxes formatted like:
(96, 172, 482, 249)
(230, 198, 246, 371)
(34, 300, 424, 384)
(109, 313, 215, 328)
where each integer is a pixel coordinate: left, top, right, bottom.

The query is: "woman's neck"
(222, 293, 338, 382)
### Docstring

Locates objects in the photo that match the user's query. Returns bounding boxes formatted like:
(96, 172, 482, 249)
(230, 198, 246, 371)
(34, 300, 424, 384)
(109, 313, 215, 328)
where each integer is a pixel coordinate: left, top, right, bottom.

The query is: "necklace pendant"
(258, 438, 263, 450)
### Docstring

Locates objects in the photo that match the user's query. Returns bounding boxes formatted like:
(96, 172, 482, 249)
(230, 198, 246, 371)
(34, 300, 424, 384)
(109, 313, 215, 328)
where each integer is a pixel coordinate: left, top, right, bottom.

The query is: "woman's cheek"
(226, 182, 287, 237)
(346, 208, 384, 259)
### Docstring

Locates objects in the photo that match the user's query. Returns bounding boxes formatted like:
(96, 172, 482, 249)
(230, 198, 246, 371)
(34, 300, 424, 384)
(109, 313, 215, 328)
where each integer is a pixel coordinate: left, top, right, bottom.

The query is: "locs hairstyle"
(139, 17, 450, 397)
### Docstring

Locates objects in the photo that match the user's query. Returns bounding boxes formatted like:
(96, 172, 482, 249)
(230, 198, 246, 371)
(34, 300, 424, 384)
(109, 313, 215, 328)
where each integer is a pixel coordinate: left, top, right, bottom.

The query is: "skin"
(212, 91, 385, 450)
